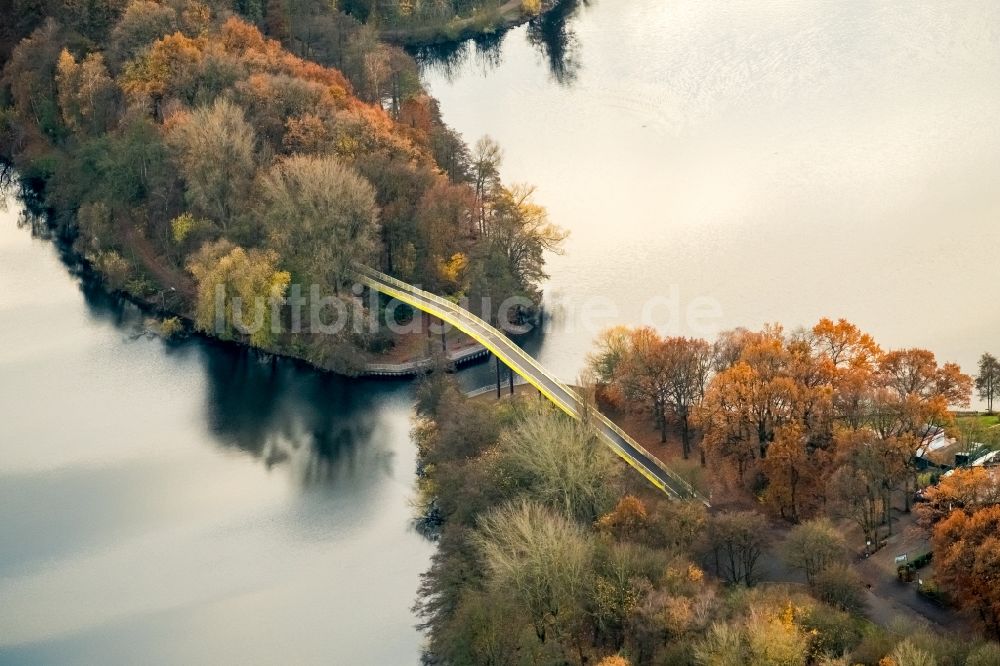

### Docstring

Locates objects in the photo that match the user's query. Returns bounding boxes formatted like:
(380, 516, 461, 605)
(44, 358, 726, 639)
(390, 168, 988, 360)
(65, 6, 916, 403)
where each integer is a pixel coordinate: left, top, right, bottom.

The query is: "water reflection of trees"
(60, 246, 407, 489)
(199, 343, 406, 487)
(412, 0, 587, 84)
(526, 0, 585, 85)
(3, 170, 409, 495)
(412, 30, 507, 81)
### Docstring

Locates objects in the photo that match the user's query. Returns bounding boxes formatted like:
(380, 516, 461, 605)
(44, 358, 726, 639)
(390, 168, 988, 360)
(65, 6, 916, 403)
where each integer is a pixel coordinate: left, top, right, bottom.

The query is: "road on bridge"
(355, 266, 708, 504)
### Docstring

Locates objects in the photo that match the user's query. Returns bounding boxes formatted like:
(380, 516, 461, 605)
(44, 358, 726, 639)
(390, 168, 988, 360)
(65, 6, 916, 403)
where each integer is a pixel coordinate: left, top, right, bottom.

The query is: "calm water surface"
(0, 203, 434, 663)
(3, 1, 1000, 663)
(422, 0, 1000, 386)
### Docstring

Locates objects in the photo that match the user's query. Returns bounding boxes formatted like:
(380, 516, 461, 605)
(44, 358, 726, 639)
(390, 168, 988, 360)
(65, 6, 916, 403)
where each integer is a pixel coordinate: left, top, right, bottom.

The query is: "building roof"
(971, 450, 1000, 467)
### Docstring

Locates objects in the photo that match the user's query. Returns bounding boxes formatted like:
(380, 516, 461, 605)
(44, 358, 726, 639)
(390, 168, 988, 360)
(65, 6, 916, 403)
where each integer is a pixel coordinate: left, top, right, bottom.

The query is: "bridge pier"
(495, 354, 501, 398)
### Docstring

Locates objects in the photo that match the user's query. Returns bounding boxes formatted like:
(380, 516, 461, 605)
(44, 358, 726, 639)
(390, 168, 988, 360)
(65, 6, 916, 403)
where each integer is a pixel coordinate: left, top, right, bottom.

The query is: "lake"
(2, 0, 1000, 663)
(421, 0, 1000, 389)
(0, 203, 434, 663)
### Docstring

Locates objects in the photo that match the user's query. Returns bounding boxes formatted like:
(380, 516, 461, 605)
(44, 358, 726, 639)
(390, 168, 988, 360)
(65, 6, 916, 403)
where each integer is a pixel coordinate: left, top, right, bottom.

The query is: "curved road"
(355, 266, 708, 503)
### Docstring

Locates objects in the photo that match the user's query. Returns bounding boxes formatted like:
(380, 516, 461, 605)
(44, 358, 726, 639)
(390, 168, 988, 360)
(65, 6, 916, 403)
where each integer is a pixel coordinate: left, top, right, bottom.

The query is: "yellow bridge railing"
(355, 265, 708, 504)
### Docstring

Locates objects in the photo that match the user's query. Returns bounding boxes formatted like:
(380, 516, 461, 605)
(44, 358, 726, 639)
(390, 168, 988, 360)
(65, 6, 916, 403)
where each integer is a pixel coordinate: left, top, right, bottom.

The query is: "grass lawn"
(955, 413, 1000, 429)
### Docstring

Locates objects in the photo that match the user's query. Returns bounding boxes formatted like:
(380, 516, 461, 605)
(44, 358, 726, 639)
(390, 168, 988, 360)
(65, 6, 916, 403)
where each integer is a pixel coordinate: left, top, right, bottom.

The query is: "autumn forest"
(412, 320, 1000, 664)
(1, 0, 999, 665)
(1, 0, 563, 373)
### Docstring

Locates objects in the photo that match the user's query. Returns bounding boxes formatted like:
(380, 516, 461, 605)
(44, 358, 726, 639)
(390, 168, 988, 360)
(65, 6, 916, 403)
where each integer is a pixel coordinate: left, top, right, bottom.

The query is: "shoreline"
(31, 220, 497, 379)
(378, 0, 539, 46)
(125, 290, 498, 379)
(6, 181, 524, 381)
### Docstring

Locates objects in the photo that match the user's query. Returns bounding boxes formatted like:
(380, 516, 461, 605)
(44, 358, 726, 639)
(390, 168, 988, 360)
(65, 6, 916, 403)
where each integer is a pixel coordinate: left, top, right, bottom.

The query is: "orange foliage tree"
(700, 325, 831, 508)
(585, 318, 973, 523)
(589, 327, 714, 456)
(761, 424, 827, 522)
(870, 349, 972, 509)
(596, 495, 649, 542)
(933, 505, 1000, 638)
(917, 467, 1000, 527)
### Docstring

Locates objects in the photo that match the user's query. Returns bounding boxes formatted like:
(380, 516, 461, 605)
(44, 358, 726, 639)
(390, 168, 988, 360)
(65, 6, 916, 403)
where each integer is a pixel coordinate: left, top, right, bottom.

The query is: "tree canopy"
(1, 3, 560, 371)
(260, 153, 379, 289)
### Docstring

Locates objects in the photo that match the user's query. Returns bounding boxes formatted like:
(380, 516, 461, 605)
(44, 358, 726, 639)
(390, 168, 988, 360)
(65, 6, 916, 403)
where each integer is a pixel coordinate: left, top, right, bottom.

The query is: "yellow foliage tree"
(596, 656, 629, 666)
(55, 49, 117, 134)
(187, 240, 290, 347)
(437, 252, 468, 287)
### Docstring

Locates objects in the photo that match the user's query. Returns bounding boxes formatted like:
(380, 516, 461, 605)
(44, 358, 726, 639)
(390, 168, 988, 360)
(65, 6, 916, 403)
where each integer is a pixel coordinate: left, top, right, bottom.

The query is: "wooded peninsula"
(1, 0, 564, 373)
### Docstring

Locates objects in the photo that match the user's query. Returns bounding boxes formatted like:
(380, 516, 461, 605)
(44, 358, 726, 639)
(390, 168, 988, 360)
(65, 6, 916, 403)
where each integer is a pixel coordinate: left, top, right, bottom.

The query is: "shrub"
(91, 249, 132, 291)
(125, 273, 155, 297)
(850, 625, 897, 665)
(520, 0, 541, 15)
(158, 316, 184, 338)
(890, 639, 937, 666)
(802, 603, 864, 659)
(596, 495, 648, 541)
(967, 643, 1000, 666)
(595, 657, 629, 666)
(170, 212, 208, 245)
(816, 656, 850, 666)
(813, 564, 865, 613)
(916, 471, 939, 489)
(782, 518, 847, 584)
(693, 622, 745, 665)
(916, 580, 948, 606)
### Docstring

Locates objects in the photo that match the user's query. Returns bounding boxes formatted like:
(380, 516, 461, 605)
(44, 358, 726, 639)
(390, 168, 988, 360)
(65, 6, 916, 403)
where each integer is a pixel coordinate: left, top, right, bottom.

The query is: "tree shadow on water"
(526, 0, 587, 86)
(411, 0, 587, 84)
(411, 29, 509, 80)
(198, 342, 411, 487)
(2, 163, 413, 495)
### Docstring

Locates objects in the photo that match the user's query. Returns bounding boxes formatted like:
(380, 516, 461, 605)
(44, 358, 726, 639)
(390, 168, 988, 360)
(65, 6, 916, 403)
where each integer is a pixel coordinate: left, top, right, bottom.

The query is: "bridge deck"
(356, 266, 707, 503)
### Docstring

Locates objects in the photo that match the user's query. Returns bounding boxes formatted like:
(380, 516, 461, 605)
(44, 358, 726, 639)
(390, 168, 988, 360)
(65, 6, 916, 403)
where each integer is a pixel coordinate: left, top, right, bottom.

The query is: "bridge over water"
(355, 265, 708, 503)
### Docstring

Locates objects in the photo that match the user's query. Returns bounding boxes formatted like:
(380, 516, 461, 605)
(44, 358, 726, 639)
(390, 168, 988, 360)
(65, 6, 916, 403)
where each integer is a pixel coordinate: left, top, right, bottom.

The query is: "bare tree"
(471, 135, 502, 233)
(167, 98, 257, 234)
(260, 154, 379, 289)
(781, 518, 846, 584)
(475, 500, 593, 644)
(500, 402, 617, 523)
(701, 511, 768, 586)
